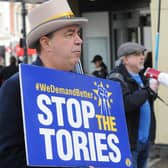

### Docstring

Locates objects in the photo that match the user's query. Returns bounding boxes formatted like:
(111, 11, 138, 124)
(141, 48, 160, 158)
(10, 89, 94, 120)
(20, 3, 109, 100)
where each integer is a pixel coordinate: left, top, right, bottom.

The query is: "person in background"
(144, 51, 153, 70)
(91, 54, 108, 78)
(0, 0, 88, 167)
(0, 56, 3, 70)
(0, 56, 4, 86)
(141, 51, 153, 75)
(0, 55, 18, 84)
(108, 42, 159, 168)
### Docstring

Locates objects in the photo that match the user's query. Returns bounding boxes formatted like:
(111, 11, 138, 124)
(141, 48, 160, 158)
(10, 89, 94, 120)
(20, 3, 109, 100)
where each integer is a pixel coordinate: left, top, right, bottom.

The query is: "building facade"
(0, 0, 168, 145)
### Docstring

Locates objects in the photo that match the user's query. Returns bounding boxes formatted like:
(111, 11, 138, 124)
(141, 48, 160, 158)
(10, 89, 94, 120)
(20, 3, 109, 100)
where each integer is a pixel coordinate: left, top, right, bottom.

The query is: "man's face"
(40, 25, 82, 71)
(123, 52, 145, 73)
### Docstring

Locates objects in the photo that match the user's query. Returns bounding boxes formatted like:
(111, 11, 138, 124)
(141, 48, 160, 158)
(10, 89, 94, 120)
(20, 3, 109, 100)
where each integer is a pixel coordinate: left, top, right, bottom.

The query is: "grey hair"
(114, 57, 124, 67)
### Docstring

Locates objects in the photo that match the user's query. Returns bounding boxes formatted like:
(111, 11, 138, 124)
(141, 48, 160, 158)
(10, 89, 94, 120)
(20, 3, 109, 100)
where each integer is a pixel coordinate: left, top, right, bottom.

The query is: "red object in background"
(15, 44, 37, 57)
(5, 47, 12, 54)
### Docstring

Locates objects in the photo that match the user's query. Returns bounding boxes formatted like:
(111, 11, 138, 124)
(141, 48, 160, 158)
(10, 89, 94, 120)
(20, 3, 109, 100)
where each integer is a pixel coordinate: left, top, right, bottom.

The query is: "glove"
(144, 67, 160, 79)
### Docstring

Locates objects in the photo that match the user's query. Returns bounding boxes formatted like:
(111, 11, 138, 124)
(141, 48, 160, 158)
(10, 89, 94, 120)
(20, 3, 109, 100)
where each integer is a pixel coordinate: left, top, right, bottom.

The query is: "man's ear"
(122, 56, 128, 64)
(39, 36, 51, 51)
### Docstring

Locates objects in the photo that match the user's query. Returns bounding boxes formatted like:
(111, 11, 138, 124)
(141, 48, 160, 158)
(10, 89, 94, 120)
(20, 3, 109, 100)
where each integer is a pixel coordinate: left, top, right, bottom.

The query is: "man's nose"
(75, 34, 83, 44)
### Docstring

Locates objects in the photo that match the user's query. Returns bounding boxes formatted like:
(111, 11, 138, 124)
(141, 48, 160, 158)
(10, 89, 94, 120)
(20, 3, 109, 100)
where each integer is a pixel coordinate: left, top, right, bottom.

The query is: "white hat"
(27, 0, 88, 48)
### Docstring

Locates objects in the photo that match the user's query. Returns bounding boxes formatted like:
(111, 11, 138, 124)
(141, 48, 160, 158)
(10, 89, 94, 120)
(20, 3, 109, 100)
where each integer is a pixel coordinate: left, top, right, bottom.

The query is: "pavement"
(147, 144, 168, 168)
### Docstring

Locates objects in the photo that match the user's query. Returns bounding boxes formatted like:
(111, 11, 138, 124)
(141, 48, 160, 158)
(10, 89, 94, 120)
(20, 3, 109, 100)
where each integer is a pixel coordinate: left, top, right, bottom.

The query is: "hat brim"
(27, 18, 88, 48)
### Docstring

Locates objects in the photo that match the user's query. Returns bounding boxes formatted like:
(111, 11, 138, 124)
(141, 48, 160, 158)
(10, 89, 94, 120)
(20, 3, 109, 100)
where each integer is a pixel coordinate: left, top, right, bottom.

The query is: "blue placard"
(19, 64, 132, 168)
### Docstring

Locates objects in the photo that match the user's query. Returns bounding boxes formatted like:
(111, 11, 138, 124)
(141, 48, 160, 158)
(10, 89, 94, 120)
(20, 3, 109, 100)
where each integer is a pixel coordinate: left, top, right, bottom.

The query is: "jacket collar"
(32, 56, 44, 66)
(118, 63, 148, 85)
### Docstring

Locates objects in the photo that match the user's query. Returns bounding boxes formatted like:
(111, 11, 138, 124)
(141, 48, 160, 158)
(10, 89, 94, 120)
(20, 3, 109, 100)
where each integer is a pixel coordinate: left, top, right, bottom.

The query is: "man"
(0, 56, 18, 84)
(108, 42, 159, 168)
(91, 55, 108, 79)
(0, 0, 88, 167)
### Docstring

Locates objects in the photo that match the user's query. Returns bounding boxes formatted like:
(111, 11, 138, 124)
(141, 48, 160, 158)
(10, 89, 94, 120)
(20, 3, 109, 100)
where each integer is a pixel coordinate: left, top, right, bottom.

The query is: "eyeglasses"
(134, 51, 145, 56)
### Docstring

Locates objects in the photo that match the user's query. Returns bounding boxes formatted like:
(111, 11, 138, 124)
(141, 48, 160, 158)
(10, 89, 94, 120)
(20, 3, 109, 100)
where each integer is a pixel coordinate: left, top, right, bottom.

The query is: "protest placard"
(19, 64, 132, 167)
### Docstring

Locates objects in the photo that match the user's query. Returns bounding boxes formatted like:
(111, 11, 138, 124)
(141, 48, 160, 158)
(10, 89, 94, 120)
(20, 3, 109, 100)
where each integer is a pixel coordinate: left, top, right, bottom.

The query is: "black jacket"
(0, 57, 77, 168)
(0, 64, 18, 82)
(92, 62, 108, 79)
(108, 64, 157, 150)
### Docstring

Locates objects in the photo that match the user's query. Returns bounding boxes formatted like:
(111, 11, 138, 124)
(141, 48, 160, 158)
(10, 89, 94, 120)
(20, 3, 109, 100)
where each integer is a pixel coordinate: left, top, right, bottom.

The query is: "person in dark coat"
(0, 57, 4, 86)
(0, 55, 18, 84)
(91, 55, 108, 78)
(0, 0, 88, 167)
(108, 42, 159, 168)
